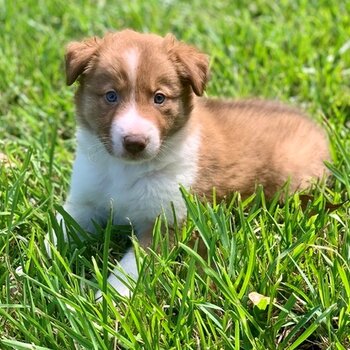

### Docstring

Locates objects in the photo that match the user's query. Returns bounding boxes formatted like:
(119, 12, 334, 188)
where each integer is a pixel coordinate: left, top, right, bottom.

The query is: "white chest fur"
(66, 127, 200, 233)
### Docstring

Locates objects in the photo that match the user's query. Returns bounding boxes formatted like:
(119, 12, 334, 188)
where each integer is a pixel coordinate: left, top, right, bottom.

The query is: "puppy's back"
(193, 98, 329, 199)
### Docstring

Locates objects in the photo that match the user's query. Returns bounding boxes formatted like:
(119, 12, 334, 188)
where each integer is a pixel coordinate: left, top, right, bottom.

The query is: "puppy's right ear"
(65, 37, 101, 85)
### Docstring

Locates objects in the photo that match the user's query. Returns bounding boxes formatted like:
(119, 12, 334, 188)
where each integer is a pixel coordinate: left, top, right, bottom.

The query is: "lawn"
(1, 0, 350, 349)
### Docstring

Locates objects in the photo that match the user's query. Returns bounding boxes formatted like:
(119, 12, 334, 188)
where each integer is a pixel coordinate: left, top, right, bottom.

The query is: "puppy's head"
(65, 30, 209, 162)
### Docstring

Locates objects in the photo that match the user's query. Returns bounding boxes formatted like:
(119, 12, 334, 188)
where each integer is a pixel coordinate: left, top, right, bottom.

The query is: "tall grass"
(1, 1, 350, 349)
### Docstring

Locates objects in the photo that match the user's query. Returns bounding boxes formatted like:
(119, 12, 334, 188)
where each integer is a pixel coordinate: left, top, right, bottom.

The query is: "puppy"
(52, 29, 329, 298)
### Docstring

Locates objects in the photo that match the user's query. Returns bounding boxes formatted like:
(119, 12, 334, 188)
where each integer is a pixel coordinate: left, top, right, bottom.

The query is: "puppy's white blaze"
(111, 104, 160, 158)
(123, 49, 139, 90)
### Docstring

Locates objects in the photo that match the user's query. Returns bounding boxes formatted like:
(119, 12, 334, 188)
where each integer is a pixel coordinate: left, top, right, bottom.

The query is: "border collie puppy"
(50, 30, 329, 298)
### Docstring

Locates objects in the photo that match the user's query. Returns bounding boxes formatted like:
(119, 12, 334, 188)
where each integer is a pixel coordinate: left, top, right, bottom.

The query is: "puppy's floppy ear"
(65, 37, 101, 86)
(165, 34, 209, 96)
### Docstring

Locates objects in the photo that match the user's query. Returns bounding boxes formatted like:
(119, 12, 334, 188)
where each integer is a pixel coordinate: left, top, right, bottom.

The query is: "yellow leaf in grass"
(248, 292, 271, 310)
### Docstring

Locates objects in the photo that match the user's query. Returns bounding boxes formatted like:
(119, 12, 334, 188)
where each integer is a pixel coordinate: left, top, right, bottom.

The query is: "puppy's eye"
(105, 90, 119, 104)
(154, 93, 166, 105)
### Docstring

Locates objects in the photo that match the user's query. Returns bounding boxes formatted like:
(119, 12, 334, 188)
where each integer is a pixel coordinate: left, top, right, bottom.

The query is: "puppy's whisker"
(85, 141, 109, 161)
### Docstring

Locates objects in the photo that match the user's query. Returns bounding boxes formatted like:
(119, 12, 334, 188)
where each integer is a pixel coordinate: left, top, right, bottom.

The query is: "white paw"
(95, 276, 133, 301)
(45, 212, 68, 258)
(95, 249, 138, 301)
(44, 234, 54, 258)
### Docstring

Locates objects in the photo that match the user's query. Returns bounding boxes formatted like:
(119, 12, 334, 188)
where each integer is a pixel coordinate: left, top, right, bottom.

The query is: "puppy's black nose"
(123, 135, 149, 154)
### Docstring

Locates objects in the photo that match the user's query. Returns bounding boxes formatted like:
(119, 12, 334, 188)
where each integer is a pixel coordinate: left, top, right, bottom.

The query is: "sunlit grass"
(1, 0, 350, 349)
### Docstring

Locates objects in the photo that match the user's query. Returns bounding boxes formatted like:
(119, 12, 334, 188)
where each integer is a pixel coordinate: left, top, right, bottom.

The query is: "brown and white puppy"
(52, 29, 329, 298)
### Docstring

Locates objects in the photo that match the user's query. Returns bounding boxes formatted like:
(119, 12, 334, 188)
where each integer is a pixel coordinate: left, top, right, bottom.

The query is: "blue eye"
(154, 93, 166, 105)
(105, 90, 118, 104)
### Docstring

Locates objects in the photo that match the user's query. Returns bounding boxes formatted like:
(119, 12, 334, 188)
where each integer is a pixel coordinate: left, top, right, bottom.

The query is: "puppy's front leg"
(60, 200, 103, 233)
(95, 227, 153, 299)
(46, 200, 103, 255)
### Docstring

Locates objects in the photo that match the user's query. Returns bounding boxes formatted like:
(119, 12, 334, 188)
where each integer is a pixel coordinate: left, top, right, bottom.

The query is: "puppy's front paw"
(95, 272, 134, 301)
(44, 234, 54, 258)
(95, 252, 138, 301)
(95, 280, 132, 301)
(45, 213, 67, 258)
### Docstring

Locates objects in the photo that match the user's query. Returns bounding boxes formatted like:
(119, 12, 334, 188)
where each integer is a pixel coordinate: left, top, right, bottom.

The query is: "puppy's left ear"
(65, 36, 101, 85)
(165, 34, 209, 96)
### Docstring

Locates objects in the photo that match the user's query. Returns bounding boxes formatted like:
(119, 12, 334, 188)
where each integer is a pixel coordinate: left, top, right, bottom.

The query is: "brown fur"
(65, 29, 329, 200)
(192, 99, 329, 199)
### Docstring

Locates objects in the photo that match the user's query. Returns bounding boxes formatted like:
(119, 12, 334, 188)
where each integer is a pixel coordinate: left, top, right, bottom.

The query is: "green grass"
(1, 0, 350, 349)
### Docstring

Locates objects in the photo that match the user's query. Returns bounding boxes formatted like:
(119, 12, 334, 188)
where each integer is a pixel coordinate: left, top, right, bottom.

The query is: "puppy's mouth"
(122, 153, 155, 163)
(120, 148, 157, 163)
